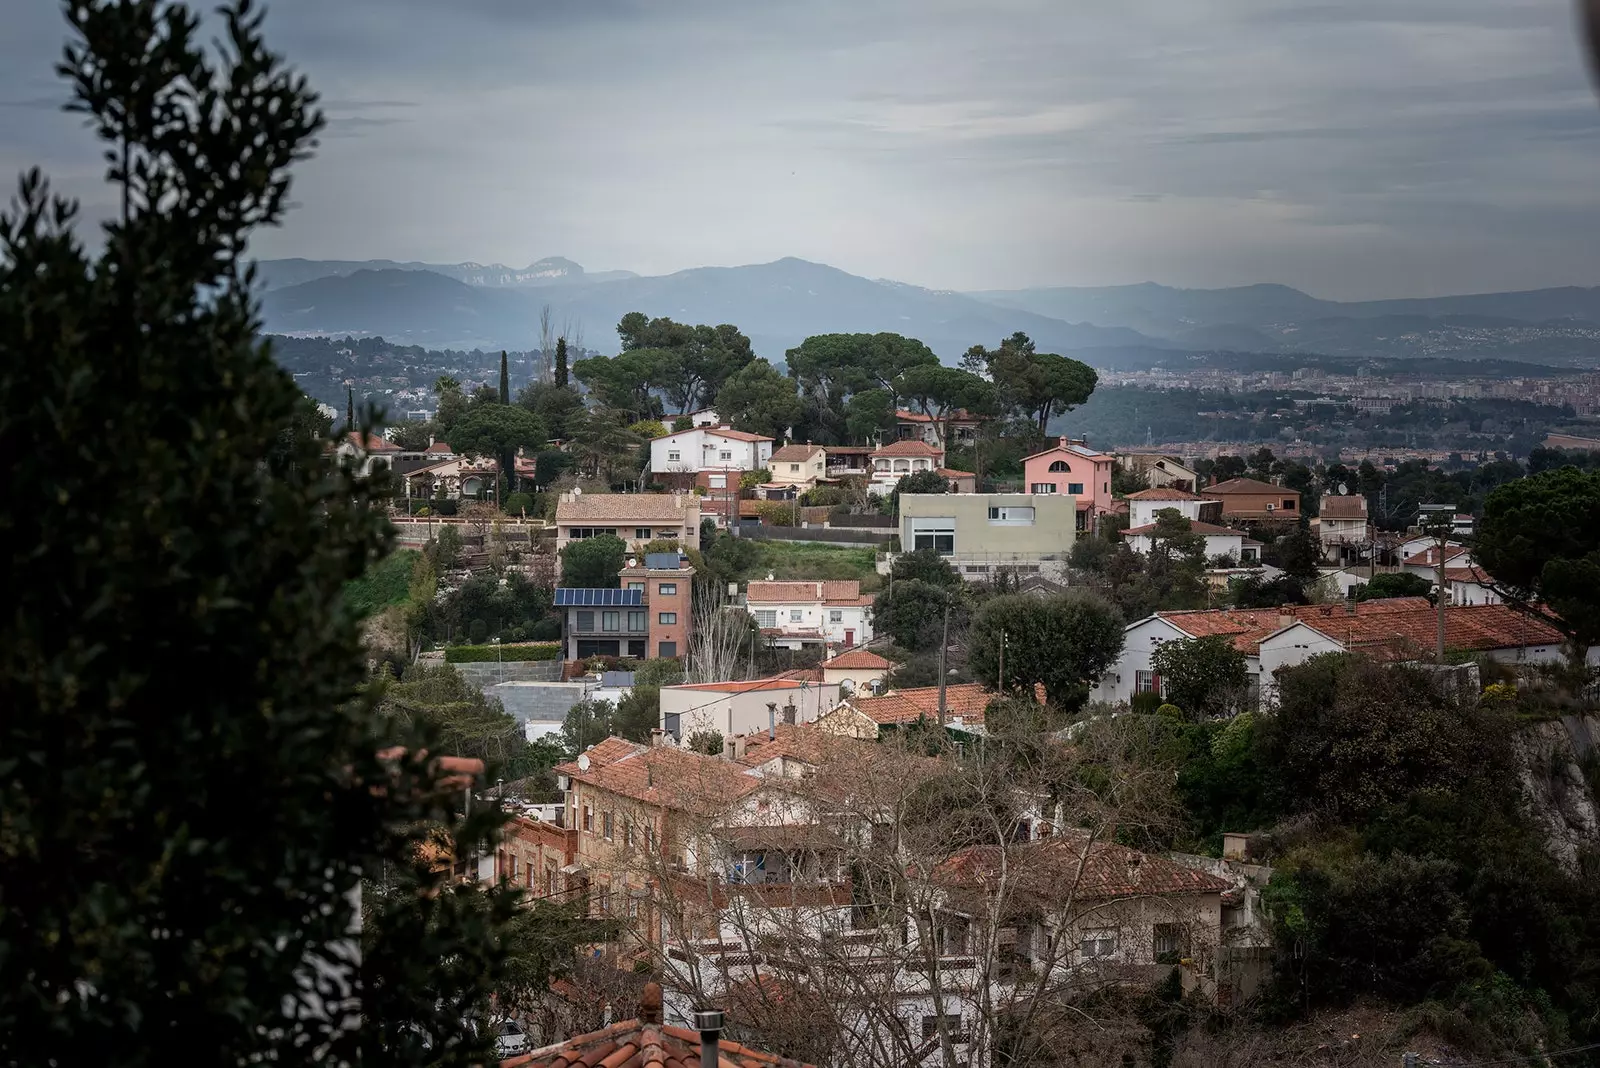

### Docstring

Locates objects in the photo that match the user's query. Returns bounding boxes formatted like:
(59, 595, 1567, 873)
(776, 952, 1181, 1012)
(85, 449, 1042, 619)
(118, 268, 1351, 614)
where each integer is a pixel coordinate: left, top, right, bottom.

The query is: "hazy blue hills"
(255, 255, 636, 291)
(258, 257, 1165, 359)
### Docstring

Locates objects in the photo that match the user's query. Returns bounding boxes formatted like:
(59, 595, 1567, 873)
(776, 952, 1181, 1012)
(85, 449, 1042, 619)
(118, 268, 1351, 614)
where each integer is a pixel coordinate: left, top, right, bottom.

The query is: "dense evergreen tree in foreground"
(0, 1, 543, 1063)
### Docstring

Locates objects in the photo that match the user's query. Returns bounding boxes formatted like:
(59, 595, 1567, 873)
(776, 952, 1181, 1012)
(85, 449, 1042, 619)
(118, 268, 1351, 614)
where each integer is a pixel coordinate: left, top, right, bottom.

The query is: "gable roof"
(1283, 602, 1563, 655)
(1207, 477, 1291, 495)
(556, 493, 696, 523)
(341, 431, 403, 453)
(1401, 544, 1471, 568)
(555, 739, 760, 813)
(665, 677, 813, 695)
(844, 682, 1035, 726)
(746, 580, 868, 605)
(872, 439, 944, 458)
(822, 649, 891, 670)
(1153, 598, 1434, 654)
(1123, 487, 1214, 502)
(1022, 439, 1111, 462)
(768, 444, 823, 463)
(504, 981, 815, 1068)
(936, 831, 1231, 903)
(705, 427, 772, 443)
(1318, 495, 1368, 519)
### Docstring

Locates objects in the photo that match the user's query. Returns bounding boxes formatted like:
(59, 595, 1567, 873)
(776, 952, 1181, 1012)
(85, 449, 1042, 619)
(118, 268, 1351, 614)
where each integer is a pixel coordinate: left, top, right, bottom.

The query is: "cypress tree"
(347, 383, 355, 432)
(555, 336, 569, 388)
(498, 349, 509, 404)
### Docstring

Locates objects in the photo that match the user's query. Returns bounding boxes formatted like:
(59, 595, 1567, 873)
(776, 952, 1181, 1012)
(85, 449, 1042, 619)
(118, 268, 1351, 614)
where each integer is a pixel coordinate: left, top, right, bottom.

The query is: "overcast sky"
(4, 0, 1600, 299)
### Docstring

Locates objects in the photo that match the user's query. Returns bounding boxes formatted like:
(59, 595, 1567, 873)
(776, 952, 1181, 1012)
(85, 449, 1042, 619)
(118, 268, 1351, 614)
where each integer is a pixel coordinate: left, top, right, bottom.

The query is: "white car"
(496, 1018, 531, 1058)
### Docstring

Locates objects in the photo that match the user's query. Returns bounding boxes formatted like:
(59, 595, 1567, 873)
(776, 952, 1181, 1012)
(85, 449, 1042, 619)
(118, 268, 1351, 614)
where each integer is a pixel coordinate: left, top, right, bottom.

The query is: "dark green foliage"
(968, 592, 1125, 710)
(890, 548, 963, 588)
(685, 729, 724, 755)
(785, 333, 940, 443)
(469, 618, 489, 644)
(615, 685, 662, 742)
(429, 525, 465, 570)
(346, 549, 422, 617)
(963, 331, 1098, 434)
(0, 2, 539, 1062)
(895, 469, 951, 495)
(616, 312, 755, 415)
(872, 579, 965, 652)
(1230, 573, 1309, 609)
(1354, 571, 1434, 601)
(561, 698, 617, 753)
(1169, 713, 1280, 847)
(1269, 526, 1323, 585)
(634, 657, 687, 687)
(715, 358, 802, 439)
(450, 404, 547, 465)
(503, 491, 533, 516)
(1149, 634, 1250, 719)
(560, 534, 626, 588)
(1477, 467, 1600, 657)
(554, 336, 569, 388)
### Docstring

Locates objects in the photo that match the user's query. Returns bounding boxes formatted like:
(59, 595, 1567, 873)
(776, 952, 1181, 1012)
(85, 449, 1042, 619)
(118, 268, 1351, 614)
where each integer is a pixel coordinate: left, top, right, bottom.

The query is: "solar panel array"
(553, 588, 645, 607)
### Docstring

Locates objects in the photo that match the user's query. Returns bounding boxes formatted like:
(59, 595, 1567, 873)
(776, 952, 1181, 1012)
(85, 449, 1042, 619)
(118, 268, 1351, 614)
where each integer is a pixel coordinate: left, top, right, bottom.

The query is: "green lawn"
(344, 548, 419, 617)
(751, 541, 882, 590)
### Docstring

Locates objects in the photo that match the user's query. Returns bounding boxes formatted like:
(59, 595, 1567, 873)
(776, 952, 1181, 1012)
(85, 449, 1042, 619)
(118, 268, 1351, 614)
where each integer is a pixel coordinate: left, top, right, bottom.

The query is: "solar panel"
(552, 588, 644, 607)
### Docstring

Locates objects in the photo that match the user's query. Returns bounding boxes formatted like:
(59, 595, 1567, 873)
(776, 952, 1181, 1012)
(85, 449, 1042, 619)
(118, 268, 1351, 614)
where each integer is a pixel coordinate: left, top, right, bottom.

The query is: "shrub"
(1131, 691, 1166, 715)
(503, 491, 533, 516)
(443, 642, 562, 663)
(468, 617, 488, 645)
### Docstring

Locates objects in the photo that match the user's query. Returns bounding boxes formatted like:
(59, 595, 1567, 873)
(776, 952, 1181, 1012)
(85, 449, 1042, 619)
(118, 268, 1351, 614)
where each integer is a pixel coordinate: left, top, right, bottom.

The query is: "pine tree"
(347, 383, 355, 432)
(0, 2, 577, 1063)
(555, 336, 569, 388)
(498, 349, 510, 404)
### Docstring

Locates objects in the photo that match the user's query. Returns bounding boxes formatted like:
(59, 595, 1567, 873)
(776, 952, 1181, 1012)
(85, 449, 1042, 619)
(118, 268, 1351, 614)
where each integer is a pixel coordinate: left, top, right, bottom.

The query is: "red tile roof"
(1123, 487, 1213, 501)
(504, 982, 814, 1068)
(822, 649, 891, 670)
(746, 580, 866, 605)
(1444, 566, 1495, 584)
(936, 467, 975, 478)
(1206, 477, 1289, 495)
(871, 439, 944, 458)
(1401, 544, 1471, 568)
(735, 723, 846, 768)
(1318, 495, 1368, 519)
(338, 431, 404, 453)
(706, 427, 772, 443)
(1289, 603, 1564, 655)
(555, 739, 760, 813)
(768, 444, 823, 463)
(936, 831, 1231, 902)
(1155, 598, 1433, 654)
(846, 682, 1030, 725)
(1124, 520, 1242, 536)
(667, 677, 813, 695)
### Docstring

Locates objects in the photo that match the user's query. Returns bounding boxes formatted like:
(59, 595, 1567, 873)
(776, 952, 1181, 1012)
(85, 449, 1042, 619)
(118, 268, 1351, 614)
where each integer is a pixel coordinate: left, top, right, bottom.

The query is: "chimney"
(693, 1008, 724, 1068)
(1059, 436, 1068, 449)
(767, 702, 778, 740)
(1279, 604, 1296, 629)
(649, 727, 669, 748)
(639, 982, 663, 1025)
(782, 702, 797, 726)
(722, 736, 735, 761)
(732, 735, 747, 761)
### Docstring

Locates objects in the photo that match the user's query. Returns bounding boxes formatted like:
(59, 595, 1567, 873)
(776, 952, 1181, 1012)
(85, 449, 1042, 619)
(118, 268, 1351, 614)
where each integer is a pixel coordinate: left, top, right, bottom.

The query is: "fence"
(828, 512, 897, 529)
(734, 523, 893, 546)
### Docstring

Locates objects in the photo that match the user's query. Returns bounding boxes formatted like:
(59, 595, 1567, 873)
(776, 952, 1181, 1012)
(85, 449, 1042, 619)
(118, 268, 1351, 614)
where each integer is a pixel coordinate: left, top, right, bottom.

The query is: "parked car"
(497, 1018, 530, 1058)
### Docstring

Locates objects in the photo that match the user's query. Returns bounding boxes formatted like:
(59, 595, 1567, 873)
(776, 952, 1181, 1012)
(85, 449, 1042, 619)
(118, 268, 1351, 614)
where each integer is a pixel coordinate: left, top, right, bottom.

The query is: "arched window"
(1049, 460, 1070, 472)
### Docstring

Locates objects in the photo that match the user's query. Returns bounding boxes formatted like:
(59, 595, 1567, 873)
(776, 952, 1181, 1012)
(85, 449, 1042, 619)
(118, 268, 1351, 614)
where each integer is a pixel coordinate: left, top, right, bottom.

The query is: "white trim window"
(1080, 927, 1118, 958)
(987, 505, 1035, 525)
(909, 517, 955, 554)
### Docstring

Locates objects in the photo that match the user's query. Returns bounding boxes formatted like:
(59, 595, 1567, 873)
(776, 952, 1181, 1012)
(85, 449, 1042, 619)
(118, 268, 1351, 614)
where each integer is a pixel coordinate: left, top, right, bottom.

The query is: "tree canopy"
(1149, 635, 1250, 720)
(560, 534, 627, 588)
(963, 332, 1098, 433)
(967, 592, 1125, 710)
(785, 332, 939, 442)
(715, 358, 803, 439)
(614, 312, 756, 415)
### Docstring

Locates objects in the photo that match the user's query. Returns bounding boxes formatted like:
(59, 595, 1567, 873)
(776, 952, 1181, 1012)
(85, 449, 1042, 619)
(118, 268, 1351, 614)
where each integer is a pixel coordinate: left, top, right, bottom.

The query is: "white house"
(820, 649, 892, 694)
(1123, 488, 1223, 530)
(332, 431, 404, 479)
(870, 439, 945, 494)
(745, 579, 874, 649)
(1401, 543, 1473, 584)
(1447, 566, 1503, 606)
(649, 425, 773, 481)
(1316, 494, 1370, 565)
(1124, 520, 1259, 564)
(764, 443, 827, 494)
(659, 676, 845, 740)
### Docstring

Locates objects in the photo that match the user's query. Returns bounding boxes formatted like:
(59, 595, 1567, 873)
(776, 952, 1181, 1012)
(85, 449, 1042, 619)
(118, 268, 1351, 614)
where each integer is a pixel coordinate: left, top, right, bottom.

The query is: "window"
(627, 610, 646, 632)
(569, 526, 618, 540)
(658, 612, 677, 625)
(1075, 510, 1087, 533)
(526, 865, 534, 889)
(790, 609, 803, 623)
(626, 581, 645, 592)
(1066, 482, 1084, 495)
(830, 610, 843, 623)
(1030, 482, 1057, 494)
(720, 450, 733, 461)
(509, 854, 518, 879)
(922, 1015, 963, 1042)
(667, 449, 680, 462)
(789, 463, 800, 473)
(910, 517, 955, 555)
(754, 609, 777, 627)
(577, 610, 595, 631)
(987, 505, 1035, 524)
(624, 820, 634, 848)
(1049, 459, 1070, 472)
(635, 527, 651, 540)
(1080, 927, 1118, 958)
(1135, 670, 1162, 695)
(709, 474, 727, 489)
(658, 641, 677, 657)
(602, 611, 620, 632)
(582, 805, 593, 833)
(602, 811, 614, 840)
(657, 582, 677, 595)
(1153, 923, 1185, 964)
(1282, 498, 1296, 510)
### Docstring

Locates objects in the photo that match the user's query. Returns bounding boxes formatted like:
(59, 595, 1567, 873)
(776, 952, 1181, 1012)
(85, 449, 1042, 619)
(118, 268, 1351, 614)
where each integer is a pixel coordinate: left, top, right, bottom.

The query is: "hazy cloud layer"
(3, 0, 1599, 298)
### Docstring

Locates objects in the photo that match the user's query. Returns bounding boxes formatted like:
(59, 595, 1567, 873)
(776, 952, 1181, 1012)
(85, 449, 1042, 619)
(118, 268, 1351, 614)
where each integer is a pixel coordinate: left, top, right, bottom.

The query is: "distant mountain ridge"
(259, 257, 1165, 359)
(254, 255, 1600, 368)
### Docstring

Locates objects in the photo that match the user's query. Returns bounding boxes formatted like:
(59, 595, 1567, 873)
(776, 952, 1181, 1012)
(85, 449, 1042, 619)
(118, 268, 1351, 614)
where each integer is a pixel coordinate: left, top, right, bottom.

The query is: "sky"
(3, 0, 1600, 300)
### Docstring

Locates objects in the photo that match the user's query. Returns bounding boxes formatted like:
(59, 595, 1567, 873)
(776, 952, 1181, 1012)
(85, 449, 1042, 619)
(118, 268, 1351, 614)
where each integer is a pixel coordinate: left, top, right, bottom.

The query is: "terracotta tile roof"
(705, 427, 772, 443)
(822, 649, 891, 670)
(555, 739, 760, 813)
(1124, 520, 1242, 536)
(768, 444, 823, 463)
(735, 722, 846, 768)
(936, 831, 1232, 902)
(871, 439, 944, 458)
(746, 580, 863, 605)
(341, 431, 403, 452)
(556, 493, 696, 523)
(1122, 487, 1213, 501)
(847, 682, 1022, 725)
(423, 441, 454, 455)
(896, 408, 982, 423)
(936, 467, 975, 478)
(1289, 603, 1564, 655)
(1444, 566, 1494, 584)
(504, 982, 815, 1068)
(1155, 598, 1433, 654)
(666, 677, 813, 695)
(1401, 544, 1471, 568)
(1318, 495, 1368, 519)
(1207, 477, 1290, 495)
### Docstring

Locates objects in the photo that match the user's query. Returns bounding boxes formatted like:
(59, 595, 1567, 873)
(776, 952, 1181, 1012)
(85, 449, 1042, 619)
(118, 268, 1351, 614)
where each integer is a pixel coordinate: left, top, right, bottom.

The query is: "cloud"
(1, 0, 1598, 299)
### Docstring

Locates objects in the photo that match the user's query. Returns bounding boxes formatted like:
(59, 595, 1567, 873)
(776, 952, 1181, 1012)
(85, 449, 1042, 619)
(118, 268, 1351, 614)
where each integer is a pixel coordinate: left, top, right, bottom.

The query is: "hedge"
(444, 641, 562, 663)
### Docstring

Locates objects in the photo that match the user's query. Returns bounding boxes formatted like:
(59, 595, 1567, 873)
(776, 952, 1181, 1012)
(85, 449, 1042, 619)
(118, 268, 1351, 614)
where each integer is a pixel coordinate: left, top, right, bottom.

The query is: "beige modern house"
(553, 491, 702, 552)
(897, 492, 1078, 580)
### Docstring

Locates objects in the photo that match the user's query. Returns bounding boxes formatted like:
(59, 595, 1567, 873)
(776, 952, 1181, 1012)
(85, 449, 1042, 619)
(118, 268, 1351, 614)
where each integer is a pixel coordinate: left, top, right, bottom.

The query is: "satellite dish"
(576, 753, 591, 771)
(1337, 484, 1349, 495)
(573, 487, 582, 496)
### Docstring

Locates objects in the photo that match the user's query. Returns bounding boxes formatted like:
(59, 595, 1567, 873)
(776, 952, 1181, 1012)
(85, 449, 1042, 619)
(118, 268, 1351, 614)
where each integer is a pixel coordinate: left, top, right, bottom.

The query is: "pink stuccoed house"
(1021, 437, 1115, 534)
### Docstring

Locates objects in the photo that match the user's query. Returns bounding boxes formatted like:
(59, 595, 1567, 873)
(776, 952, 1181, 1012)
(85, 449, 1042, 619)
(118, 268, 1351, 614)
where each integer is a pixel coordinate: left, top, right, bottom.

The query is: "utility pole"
(936, 603, 951, 727)
(998, 631, 1006, 694)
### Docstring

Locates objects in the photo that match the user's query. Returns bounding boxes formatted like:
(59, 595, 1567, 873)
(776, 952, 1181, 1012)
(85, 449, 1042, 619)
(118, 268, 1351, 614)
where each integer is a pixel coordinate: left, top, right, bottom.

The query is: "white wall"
(1257, 624, 1347, 705)
(661, 682, 845, 739)
(649, 428, 771, 475)
(1129, 498, 1212, 529)
(746, 600, 873, 646)
(1126, 531, 1243, 560)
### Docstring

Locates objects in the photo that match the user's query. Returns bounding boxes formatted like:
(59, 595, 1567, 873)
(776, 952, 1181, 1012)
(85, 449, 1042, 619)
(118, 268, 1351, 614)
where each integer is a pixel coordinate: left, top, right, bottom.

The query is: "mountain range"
(255, 255, 1600, 367)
